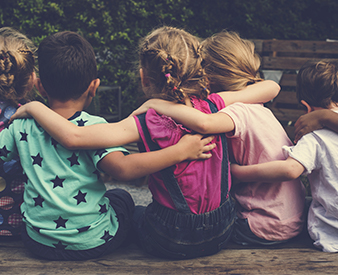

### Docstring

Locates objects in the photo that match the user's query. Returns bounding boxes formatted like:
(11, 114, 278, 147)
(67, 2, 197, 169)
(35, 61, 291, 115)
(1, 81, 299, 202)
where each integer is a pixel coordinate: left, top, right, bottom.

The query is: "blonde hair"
(201, 31, 262, 92)
(139, 26, 209, 102)
(0, 27, 36, 105)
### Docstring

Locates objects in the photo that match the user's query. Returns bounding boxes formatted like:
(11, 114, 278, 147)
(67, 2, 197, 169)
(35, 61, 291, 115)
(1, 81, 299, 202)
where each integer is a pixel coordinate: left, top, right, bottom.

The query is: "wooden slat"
(261, 56, 329, 70)
(271, 91, 298, 105)
(279, 73, 297, 87)
(262, 40, 338, 54)
(269, 107, 305, 123)
(2, 235, 338, 275)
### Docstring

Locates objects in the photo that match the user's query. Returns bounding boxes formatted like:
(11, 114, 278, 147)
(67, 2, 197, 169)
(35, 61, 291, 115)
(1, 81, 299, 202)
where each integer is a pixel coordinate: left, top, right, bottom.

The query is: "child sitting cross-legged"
(231, 60, 338, 252)
(0, 31, 215, 260)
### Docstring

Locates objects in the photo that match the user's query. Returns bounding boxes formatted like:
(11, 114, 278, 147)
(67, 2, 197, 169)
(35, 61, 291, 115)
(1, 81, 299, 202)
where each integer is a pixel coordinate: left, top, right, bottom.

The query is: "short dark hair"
(297, 60, 338, 108)
(38, 31, 97, 101)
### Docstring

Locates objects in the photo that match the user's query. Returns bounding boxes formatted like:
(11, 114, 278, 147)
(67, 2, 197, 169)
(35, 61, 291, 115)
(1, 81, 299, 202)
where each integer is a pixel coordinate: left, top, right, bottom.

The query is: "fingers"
(201, 135, 215, 144)
(202, 143, 216, 152)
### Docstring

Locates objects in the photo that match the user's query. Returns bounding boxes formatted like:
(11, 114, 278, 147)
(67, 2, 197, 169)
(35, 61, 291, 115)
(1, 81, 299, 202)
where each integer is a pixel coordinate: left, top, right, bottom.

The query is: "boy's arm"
(10, 101, 140, 150)
(217, 80, 280, 106)
(294, 109, 338, 143)
(230, 157, 305, 183)
(131, 100, 235, 134)
(98, 134, 216, 181)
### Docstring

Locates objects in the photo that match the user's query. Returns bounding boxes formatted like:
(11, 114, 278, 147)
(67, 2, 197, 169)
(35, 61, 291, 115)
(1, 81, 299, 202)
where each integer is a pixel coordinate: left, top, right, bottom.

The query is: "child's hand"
(9, 103, 34, 123)
(294, 110, 325, 143)
(130, 99, 175, 117)
(177, 134, 216, 161)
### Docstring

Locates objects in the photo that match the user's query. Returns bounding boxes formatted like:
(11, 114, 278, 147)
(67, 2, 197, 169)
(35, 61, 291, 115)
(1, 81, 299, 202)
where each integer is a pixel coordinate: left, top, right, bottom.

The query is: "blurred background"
(1, 0, 337, 118)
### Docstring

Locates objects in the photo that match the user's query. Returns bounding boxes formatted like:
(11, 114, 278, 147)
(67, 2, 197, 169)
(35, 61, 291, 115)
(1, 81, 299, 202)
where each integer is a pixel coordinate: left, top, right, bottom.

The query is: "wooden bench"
(252, 39, 338, 140)
(1, 232, 338, 274)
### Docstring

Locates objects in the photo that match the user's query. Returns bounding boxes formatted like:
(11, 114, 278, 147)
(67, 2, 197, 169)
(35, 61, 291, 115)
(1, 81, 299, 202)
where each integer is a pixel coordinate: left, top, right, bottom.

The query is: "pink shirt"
(221, 103, 305, 241)
(134, 94, 229, 214)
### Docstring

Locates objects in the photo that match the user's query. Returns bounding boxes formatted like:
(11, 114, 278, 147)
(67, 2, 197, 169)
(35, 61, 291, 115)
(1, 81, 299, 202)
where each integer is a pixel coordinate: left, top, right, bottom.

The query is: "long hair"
(201, 30, 262, 93)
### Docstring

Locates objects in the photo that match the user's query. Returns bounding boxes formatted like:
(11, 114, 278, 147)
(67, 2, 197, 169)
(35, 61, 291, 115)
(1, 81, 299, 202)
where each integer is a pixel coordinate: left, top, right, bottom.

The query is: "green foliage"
(1, 0, 338, 117)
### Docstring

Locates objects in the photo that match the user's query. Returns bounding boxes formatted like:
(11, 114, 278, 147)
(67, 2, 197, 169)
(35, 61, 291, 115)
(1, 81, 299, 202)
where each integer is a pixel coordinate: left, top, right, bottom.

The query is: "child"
(131, 31, 306, 246)
(1, 30, 215, 260)
(231, 60, 338, 252)
(0, 27, 36, 239)
(10, 26, 280, 259)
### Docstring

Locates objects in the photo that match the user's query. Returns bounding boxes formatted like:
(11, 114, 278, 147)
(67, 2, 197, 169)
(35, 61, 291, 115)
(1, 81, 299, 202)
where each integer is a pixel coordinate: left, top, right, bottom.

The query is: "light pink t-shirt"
(220, 102, 306, 241)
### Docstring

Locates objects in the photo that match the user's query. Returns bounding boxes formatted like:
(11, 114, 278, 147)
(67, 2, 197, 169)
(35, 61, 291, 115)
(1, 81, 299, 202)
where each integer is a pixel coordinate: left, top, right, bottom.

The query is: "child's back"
(221, 102, 305, 242)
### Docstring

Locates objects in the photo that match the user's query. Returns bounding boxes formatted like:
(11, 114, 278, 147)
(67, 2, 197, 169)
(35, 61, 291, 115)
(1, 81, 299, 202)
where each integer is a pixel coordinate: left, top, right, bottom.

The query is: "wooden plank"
(261, 40, 338, 54)
(261, 56, 329, 70)
(1, 235, 338, 275)
(269, 107, 305, 123)
(271, 91, 298, 104)
(279, 73, 297, 87)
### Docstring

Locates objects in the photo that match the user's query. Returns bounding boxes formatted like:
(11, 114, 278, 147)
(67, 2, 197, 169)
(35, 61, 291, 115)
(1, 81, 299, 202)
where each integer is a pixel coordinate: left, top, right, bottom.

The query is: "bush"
(1, 0, 338, 118)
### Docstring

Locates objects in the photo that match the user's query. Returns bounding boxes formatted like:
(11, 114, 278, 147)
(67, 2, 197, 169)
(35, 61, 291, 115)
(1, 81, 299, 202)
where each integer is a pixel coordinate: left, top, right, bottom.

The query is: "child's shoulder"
(69, 111, 108, 127)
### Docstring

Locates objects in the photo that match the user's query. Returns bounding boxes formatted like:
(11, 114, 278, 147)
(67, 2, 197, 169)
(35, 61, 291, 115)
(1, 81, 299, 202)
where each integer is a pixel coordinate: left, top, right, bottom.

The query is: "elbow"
(194, 120, 212, 135)
(268, 80, 281, 98)
(59, 133, 82, 150)
(283, 166, 301, 181)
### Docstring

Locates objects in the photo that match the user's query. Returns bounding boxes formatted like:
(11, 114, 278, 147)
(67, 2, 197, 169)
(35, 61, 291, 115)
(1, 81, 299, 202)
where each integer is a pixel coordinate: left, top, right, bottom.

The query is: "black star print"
(99, 204, 108, 214)
(53, 241, 67, 250)
(51, 176, 65, 188)
(77, 226, 90, 233)
(93, 170, 100, 179)
(0, 146, 10, 157)
(100, 230, 114, 243)
(51, 138, 58, 148)
(76, 119, 88, 126)
(20, 132, 28, 141)
(33, 194, 44, 207)
(67, 153, 79, 167)
(31, 153, 43, 167)
(53, 216, 68, 229)
(95, 149, 108, 158)
(73, 190, 87, 205)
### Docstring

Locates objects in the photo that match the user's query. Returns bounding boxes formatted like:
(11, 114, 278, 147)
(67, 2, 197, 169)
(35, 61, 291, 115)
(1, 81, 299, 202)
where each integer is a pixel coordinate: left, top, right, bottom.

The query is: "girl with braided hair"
(11, 26, 279, 258)
(0, 27, 36, 239)
(133, 30, 306, 246)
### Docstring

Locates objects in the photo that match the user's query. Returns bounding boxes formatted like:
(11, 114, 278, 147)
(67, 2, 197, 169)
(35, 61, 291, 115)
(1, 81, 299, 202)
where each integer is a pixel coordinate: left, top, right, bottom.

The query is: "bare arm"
(98, 134, 216, 181)
(10, 101, 140, 150)
(230, 157, 305, 183)
(217, 80, 280, 106)
(294, 109, 338, 143)
(132, 100, 234, 134)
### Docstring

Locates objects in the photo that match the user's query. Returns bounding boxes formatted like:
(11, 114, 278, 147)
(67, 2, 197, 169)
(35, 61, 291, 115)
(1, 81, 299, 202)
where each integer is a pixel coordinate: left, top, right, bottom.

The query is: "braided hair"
(139, 26, 209, 103)
(0, 27, 36, 105)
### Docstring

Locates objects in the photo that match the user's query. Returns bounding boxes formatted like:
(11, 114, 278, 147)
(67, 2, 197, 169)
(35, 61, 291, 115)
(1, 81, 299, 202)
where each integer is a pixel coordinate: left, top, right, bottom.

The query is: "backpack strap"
(205, 99, 229, 204)
(137, 113, 191, 214)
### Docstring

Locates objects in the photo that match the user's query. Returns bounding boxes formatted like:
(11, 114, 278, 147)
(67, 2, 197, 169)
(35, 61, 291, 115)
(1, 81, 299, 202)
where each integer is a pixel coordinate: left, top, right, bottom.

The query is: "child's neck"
(48, 99, 86, 119)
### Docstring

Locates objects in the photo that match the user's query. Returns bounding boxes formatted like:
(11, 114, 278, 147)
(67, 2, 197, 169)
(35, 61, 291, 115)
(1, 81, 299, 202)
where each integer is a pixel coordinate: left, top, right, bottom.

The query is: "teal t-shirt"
(0, 111, 128, 250)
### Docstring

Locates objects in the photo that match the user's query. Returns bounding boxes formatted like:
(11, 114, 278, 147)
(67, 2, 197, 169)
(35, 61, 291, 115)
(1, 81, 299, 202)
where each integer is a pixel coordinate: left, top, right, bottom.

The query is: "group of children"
(1, 24, 338, 260)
